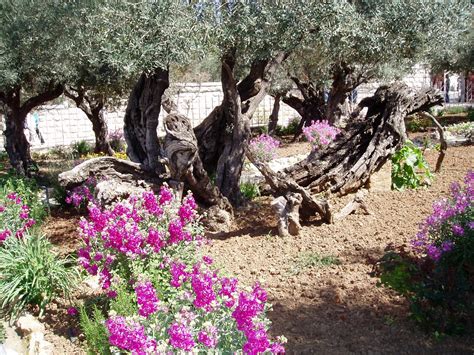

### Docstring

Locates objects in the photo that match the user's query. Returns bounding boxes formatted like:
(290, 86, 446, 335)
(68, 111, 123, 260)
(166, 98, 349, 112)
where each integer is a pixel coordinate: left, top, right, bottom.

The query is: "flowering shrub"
(302, 120, 340, 149)
(248, 134, 280, 163)
(78, 186, 285, 353)
(65, 177, 97, 209)
(109, 129, 126, 152)
(0, 192, 36, 244)
(412, 171, 473, 260)
(375, 171, 474, 334)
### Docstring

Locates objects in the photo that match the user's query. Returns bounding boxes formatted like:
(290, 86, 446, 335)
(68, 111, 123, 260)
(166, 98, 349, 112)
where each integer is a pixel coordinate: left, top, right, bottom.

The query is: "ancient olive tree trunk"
(1, 84, 63, 175)
(285, 83, 444, 195)
(124, 68, 169, 174)
(64, 88, 114, 155)
(249, 83, 442, 235)
(194, 52, 287, 205)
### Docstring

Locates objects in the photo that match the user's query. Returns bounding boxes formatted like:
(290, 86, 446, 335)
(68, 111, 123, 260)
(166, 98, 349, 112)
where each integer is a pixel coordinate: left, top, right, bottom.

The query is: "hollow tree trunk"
(64, 88, 114, 155)
(285, 83, 444, 195)
(267, 94, 281, 135)
(1, 84, 62, 175)
(124, 68, 169, 174)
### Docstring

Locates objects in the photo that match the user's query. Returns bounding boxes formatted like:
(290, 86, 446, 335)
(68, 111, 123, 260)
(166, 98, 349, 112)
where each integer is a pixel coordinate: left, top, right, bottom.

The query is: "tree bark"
(284, 83, 444, 196)
(124, 68, 169, 174)
(194, 51, 288, 205)
(267, 94, 281, 135)
(64, 88, 114, 155)
(1, 84, 62, 175)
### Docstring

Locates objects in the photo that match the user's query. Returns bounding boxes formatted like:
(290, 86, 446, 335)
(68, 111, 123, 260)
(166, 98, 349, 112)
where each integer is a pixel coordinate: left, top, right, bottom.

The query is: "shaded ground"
(36, 144, 473, 354)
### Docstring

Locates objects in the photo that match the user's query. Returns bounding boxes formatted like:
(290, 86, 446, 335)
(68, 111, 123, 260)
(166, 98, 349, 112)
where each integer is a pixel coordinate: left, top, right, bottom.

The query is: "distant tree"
(277, 0, 470, 137)
(0, 1, 73, 174)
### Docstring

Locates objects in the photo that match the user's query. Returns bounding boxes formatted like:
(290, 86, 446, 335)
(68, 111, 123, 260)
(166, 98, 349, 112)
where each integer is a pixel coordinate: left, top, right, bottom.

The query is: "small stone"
(16, 315, 45, 337)
(27, 332, 54, 355)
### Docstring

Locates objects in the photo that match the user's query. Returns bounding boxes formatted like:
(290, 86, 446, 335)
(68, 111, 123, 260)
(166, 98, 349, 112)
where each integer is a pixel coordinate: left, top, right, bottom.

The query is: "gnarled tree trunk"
(249, 83, 443, 235)
(124, 68, 169, 175)
(64, 88, 114, 155)
(1, 84, 63, 175)
(267, 94, 281, 135)
(194, 51, 287, 205)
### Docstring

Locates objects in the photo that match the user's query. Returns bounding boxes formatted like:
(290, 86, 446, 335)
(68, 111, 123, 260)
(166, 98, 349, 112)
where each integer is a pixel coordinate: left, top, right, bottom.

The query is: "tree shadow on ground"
(267, 283, 474, 354)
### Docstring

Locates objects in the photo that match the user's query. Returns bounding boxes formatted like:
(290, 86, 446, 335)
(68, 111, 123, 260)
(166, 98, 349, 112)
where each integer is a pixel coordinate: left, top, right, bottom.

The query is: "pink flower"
(67, 307, 78, 316)
(302, 120, 340, 150)
(135, 281, 159, 318)
(168, 322, 195, 351)
(106, 316, 156, 354)
(159, 185, 173, 205)
(197, 325, 218, 348)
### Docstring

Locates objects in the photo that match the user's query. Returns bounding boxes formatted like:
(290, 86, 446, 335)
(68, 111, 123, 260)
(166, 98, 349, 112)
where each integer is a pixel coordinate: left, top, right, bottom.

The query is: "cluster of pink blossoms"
(412, 171, 473, 261)
(65, 177, 97, 208)
(248, 134, 280, 163)
(77, 184, 285, 353)
(302, 120, 340, 149)
(0, 192, 36, 244)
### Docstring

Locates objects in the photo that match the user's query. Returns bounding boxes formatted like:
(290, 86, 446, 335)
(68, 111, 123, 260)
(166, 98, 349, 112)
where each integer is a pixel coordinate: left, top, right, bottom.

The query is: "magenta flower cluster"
(302, 120, 340, 149)
(412, 171, 473, 261)
(77, 185, 285, 353)
(105, 316, 157, 355)
(77, 186, 199, 290)
(65, 177, 97, 208)
(135, 281, 160, 318)
(248, 134, 280, 163)
(0, 192, 36, 244)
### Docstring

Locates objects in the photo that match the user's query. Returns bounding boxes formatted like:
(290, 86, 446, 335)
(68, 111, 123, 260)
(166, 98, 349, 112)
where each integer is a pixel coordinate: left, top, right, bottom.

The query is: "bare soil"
(38, 145, 474, 354)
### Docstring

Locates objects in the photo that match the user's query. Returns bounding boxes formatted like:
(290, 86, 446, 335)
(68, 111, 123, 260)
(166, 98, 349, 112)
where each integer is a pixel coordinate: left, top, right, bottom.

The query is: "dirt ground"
(37, 144, 473, 354)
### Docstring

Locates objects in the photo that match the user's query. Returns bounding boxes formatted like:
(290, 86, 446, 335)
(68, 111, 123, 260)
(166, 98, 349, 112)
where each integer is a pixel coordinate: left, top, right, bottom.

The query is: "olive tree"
(0, 1, 74, 174)
(278, 0, 470, 136)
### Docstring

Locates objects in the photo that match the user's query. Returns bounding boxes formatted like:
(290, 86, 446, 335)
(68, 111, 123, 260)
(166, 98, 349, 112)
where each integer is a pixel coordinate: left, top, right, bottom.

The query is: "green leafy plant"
(288, 252, 340, 275)
(276, 117, 300, 136)
(240, 181, 261, 200)
(0, 173, 46, 223)
(0, 234, 78, 319)
(391, 141, 433, 190)
(71, 140, 92, 158)
(79, 305, 111, 355)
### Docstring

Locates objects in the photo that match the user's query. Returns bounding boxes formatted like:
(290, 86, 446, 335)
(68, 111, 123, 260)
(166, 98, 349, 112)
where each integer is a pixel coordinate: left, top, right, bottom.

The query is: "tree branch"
(21, 83, 63, 115)
(419, 111, 447, 172)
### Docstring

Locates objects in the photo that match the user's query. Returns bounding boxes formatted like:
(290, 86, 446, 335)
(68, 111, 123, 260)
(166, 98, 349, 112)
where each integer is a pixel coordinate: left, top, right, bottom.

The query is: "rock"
(367, 160, 392, 192)
(82, 275, 101, 291)
(203, 206, 232, 233)
(27, 332, 53, 355)
(16, 315, 45, 337)
(0, 345, 20, 355)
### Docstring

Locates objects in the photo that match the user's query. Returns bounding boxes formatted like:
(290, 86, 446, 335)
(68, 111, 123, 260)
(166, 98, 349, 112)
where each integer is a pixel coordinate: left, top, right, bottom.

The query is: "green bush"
(276, 117, 300, 136)
(240, 181, 261, 200)
(0, 234, 78, 319)
(375, 172, 474, 335)
(0, 173, 46, 223)
(391, 141, 432, 190)
(72, 140, 92, 158)
(79, 305, 111, 355)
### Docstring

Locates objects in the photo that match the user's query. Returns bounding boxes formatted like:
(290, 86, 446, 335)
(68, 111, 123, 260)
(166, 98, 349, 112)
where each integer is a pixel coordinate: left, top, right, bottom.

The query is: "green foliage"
(71, 140, 92, 158)
(0, 173, 46, 223)
(240, 182, 260, 200)
(289, 252, 340, 275)
(391, 141, 432, 190)
(438, 106, 473, 116)
(0, 234, 78, 319)
(375, 245, 473, 335)
(79, 305, 111, 355)
(0, 321, 5, 344)
(276, 117, 300, 136)
(405, 114, 432, 132)
(446, 121, 474, 136)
